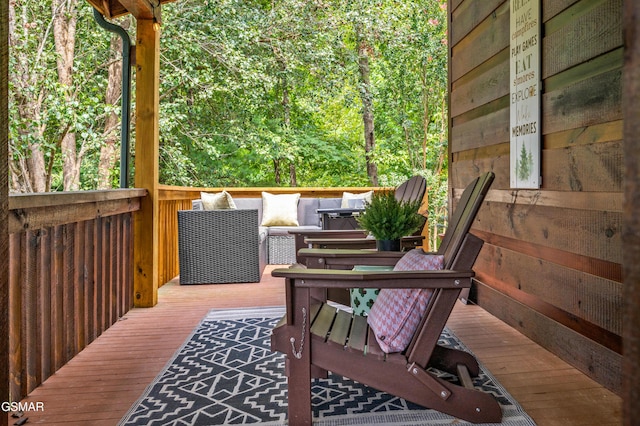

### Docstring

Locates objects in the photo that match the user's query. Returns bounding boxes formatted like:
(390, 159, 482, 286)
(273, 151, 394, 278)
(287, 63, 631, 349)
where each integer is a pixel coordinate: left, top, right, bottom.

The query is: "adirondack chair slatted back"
(438, 172, 494, 269)
(404, 172, 494, 367)
(394, 175, 427, 203)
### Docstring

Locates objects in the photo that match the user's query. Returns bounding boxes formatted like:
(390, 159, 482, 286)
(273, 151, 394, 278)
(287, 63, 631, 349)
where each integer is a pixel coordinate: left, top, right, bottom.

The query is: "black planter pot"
(376, 239, 401, 251)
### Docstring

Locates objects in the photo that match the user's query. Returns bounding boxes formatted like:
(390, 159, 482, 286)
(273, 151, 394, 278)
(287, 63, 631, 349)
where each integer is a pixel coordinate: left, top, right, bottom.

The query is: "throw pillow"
(350, 265, 393, 316)
(367, 250, 445, 353)
(261, 192, 300, 226)
(201, 191, 237, 210)
(341, 190, 373, 208)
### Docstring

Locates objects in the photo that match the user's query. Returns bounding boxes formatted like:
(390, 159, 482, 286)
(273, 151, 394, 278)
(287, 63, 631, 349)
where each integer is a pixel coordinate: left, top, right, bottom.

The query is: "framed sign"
(510, 0, 541, 189)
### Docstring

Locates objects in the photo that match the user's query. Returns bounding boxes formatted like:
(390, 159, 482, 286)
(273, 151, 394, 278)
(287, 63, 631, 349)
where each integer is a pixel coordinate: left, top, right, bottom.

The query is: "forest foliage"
(8, 0, 449, 234)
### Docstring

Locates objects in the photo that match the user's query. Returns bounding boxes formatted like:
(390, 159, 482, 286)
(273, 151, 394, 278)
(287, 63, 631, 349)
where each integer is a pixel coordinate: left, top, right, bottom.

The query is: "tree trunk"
(355, 26, 378, 186)
(52, 0, 80, 191)
(273, 159, 281, 184)
(97, 18, 128, 189)
(289, 163, 297, 187)
(8, 1, 47, 192)
(421, 69, 430, 171)
(281, 79, 298, 187)
(435, 96, 447, 176)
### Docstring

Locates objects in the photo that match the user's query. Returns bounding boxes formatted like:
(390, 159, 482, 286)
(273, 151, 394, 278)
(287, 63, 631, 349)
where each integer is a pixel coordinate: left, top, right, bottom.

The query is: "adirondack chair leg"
(286, 356, 312, 424)
(286, 283, 313, 425)
(407, 363, 502, 423)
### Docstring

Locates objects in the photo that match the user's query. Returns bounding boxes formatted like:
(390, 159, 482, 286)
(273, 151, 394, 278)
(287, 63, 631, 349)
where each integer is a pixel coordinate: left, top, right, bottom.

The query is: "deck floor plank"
(7, 266, 621, 425)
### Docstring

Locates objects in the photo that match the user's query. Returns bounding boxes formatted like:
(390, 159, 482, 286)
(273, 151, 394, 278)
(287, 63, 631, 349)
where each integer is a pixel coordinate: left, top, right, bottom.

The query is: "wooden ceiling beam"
(86, 0, 128, 19)
(87, 0, 177, 21)
(117, 0, 158, 20)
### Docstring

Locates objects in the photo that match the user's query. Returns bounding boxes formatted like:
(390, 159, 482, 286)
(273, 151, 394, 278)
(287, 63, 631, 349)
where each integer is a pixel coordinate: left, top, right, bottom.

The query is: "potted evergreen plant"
(356, 190, 425, 251)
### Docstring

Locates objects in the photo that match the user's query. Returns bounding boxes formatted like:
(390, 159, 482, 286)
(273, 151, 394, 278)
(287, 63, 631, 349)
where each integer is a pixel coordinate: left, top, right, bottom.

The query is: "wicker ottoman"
(268, 235, 297, 264)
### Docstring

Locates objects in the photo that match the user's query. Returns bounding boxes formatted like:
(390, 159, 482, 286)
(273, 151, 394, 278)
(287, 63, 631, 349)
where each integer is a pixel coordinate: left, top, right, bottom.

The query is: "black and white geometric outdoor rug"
(120, 306, 536, 426)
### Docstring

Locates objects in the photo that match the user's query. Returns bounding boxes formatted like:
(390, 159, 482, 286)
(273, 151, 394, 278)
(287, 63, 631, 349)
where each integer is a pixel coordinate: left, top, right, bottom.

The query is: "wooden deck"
(8, 266, 621, 425)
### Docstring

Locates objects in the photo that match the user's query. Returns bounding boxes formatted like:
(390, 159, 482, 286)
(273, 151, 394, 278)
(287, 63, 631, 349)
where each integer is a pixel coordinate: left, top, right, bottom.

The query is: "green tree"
(8, 0, 450, 209)
(9, 1, 114, 192)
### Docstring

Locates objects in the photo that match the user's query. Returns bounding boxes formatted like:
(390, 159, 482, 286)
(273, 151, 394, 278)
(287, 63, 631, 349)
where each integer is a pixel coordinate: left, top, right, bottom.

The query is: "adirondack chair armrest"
(298, 247, 406, 268)
(298, 248, 439, 261)
(271, 268, 474, 290)
(299, 248, 405, 258)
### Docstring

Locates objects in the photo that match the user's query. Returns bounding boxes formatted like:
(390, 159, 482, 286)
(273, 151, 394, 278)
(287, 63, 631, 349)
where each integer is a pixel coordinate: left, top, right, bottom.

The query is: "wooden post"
(133, 18, 160, 307)
(1, 0, 9, 423)
(623, 0, 640, 423)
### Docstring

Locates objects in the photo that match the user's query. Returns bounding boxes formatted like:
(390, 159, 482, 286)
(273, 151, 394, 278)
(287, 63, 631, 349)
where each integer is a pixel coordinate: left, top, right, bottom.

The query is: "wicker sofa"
(178, 194, 364, 284)
(189, 196, 344, 265)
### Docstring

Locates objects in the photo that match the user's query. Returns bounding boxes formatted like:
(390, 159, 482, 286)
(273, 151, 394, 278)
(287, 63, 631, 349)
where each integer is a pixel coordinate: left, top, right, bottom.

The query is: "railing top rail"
(158, 184, 391, 201)
(9, 188, 147, 210)
(8, 188, 147, 233)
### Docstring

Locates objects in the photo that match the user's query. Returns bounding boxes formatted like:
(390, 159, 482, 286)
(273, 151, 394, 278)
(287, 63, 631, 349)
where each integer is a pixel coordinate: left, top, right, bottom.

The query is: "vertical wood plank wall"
(622, 0, 640, 421)
(448, 0, 623, 393)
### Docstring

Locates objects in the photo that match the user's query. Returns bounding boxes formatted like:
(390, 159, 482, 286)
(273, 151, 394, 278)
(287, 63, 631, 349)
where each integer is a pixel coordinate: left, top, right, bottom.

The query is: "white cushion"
(341, 190, 373, 208)
(200, 191, 236, 210)
(261, 192, 300, 226)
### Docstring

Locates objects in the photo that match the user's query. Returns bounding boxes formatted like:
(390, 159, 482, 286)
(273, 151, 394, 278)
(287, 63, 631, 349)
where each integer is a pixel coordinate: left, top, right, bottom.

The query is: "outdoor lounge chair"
(270, 172, 499, 424)
(177, 209, 266, 284)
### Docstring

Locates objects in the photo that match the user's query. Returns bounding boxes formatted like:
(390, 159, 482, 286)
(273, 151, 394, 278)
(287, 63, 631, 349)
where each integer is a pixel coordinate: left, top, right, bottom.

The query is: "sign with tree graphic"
(510, 0, 541, 188)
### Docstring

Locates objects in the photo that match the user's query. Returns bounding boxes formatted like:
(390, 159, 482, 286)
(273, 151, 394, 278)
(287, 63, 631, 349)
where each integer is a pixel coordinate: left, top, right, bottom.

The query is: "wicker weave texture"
(268, 235, 296, 264)
(178, 209, 261, 284)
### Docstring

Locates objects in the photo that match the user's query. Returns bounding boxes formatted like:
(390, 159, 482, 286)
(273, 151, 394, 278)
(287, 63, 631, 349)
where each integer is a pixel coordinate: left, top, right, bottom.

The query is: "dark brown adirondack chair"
(270, 172, 499, 424)
(290, 175, 428, 259)
(393, 174, 428, 202)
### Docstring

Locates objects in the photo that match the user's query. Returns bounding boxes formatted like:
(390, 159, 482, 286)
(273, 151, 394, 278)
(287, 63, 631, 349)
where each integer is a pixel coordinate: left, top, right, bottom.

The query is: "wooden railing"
(157, 185, 385, 287)
(8, 189, 146, 401)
